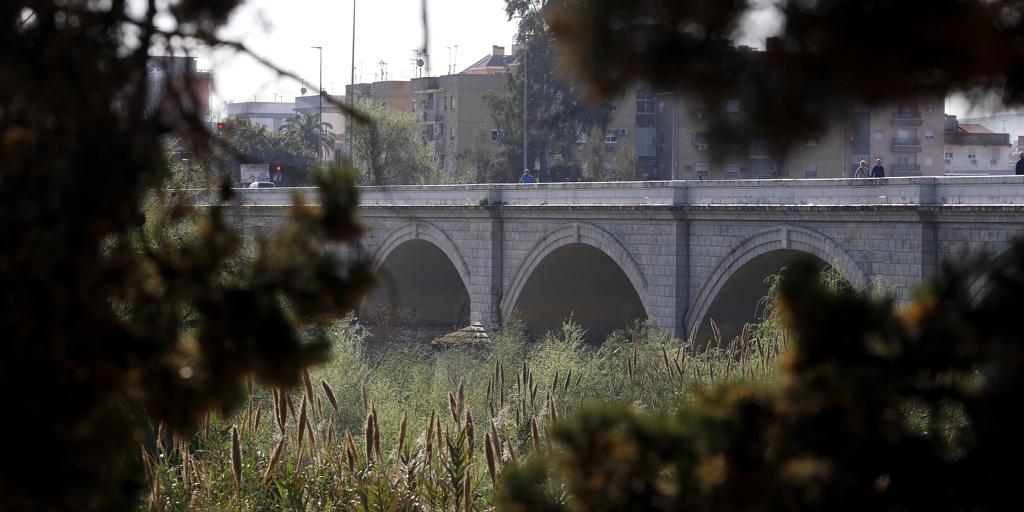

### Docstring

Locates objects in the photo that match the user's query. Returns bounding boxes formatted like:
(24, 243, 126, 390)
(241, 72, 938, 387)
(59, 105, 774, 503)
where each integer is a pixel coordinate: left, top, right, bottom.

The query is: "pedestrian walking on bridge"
(854, 160, 869, 178)
(520, 169, 535, 183)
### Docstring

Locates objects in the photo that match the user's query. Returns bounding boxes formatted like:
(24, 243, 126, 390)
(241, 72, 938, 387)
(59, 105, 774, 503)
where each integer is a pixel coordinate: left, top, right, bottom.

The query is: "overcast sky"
(200, 0, 517, 111)
(185, 0, 992, 119)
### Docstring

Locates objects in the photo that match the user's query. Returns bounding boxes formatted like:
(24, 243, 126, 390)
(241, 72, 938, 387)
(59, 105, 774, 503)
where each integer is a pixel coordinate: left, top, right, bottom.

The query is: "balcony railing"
(892, 163, 921, 176)
(892, 138, 922, 152)
(892, 111, 923, 126)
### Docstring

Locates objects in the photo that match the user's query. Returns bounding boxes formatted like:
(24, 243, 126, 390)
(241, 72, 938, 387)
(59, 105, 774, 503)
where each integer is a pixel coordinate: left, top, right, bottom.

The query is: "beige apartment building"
(345, 80, 412, 112)
(653, 93, 947, 180)
(661, 94, 847, 180)
(412, 73, 505, 176)
(577, 84, 660, 180)
(864, 98, 946, 176)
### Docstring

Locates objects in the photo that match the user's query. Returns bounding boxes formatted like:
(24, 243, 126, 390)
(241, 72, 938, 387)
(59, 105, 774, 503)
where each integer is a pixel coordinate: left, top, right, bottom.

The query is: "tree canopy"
(347, 96, 443, 186)
(1, 1, 370, 508)
(548, 0, 1024, 153)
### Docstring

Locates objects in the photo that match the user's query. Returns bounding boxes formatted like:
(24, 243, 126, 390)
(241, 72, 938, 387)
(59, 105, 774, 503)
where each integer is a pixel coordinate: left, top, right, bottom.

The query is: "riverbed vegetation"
(139, 269, 810, 510)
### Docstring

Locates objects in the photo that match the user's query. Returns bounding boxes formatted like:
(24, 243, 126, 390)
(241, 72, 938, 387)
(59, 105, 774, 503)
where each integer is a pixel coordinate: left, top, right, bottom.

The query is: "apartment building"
(461, 45, 516, 75)
(411, 73, 505, 176)
(146, 56, 212, 123)
(660, 93, 847, 180)
(345, 80, 412, 112)
(225, 101, 297, 132)
(944, 115, 1013, 175)
(579, 84, 660, 179)
(863, 98, 946, 176)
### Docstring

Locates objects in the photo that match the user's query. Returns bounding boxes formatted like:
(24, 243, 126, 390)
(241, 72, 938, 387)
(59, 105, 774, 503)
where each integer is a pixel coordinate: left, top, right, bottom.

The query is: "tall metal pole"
(522, 35, 528, 175)
(348, 0, 356, 160)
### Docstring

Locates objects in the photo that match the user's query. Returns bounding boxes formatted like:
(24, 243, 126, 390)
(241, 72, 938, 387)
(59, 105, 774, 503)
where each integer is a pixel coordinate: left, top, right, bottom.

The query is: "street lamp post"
(521, 31, 528, 177)
(311, 46, 323, 160)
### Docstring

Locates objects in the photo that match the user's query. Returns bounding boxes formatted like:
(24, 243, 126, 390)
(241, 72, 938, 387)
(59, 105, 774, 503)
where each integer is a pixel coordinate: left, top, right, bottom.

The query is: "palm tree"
(279, 112, 335, 159)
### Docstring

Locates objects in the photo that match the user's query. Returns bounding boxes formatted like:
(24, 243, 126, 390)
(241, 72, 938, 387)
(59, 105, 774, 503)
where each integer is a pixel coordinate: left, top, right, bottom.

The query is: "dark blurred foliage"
(0, 1, 371, 509)
(498, 244, 1024, 511)
(482, 0, 612, 183)
(548, 0, 1024, 156)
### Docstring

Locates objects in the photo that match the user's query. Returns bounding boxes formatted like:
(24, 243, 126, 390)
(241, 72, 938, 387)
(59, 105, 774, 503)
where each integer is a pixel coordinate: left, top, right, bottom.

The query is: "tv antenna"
(378, 60, 388, 81)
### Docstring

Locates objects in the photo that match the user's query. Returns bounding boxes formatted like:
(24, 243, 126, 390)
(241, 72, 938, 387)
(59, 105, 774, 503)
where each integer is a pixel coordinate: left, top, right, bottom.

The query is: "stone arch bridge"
(227, 177, 1024, 342)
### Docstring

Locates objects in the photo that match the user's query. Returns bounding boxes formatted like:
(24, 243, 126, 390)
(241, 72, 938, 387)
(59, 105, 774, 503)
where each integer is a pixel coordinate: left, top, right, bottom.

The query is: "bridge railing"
(224, 176, 1024, 208)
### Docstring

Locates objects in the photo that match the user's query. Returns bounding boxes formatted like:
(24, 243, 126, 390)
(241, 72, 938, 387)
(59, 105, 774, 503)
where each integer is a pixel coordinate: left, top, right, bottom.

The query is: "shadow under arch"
(687, 225, 870, 344)
(361, 222, 472, 330)
(501, 222, 650, 343)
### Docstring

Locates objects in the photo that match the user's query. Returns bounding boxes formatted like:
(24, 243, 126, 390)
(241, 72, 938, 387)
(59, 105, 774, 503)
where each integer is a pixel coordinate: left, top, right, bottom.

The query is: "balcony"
(891, 163, 921, 176)
(891, 138, 922, 153)
(892, 112, 923, 126)
(417, 109, 443, 123)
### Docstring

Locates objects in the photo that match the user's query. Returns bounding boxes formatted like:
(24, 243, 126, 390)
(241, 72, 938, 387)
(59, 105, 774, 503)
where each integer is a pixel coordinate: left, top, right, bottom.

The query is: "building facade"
(411, 73, 505, 176)
(944, 115, 1013, 175)
(864, 98, 946, 177)
(345, 81, 413, 112)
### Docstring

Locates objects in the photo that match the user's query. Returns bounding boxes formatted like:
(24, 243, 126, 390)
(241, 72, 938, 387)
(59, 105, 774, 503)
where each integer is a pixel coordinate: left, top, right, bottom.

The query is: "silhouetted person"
(871, 158, 885, 178)
(1016, 152, 1024, 175)
(854, 160, 869, 178)
(520, 169, 535, 183)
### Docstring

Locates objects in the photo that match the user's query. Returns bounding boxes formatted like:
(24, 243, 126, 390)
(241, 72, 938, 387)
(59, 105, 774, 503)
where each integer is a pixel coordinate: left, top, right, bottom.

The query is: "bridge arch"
(361, 221, 472, 328)
(688, 225, 870, 342)
(501, 222, 651, 342)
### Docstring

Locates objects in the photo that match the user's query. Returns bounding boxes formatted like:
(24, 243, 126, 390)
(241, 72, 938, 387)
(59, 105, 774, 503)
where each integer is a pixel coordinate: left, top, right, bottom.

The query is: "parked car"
(247, 181, 276, 189)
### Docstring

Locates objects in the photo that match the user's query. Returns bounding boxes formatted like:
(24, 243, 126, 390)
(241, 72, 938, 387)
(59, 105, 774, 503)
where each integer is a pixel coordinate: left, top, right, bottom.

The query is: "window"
(926, 104, 936, 113)
(945, 152, 953, 164)
(726, 99, 741, 113)
(490, 129, 503, 142)
(873, 130, 884, 140)
(726, 164, 741, 177)
(896, 129, 912, 139)
(450, 95, 455, 110)
(750, 158, 775, 178)
(806, 137, 819, 147)
(968, 152, 977, 159)
(450, 127, 455, 139)
(924, 156, 934, 166)
(925, 130, 935, 139)
(804, 165, 818, 178)
(695, 162, 710, 176)
(693, 132, 709, 151)
(604, 133, 618, 144)
(575, 131, 588, 145)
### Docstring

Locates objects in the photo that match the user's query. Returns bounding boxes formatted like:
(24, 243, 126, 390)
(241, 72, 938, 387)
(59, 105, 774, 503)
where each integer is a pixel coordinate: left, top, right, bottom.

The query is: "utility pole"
(522, 35, 528, 176)
(348, 0, 356, 160)
(311, 46, 323, 160)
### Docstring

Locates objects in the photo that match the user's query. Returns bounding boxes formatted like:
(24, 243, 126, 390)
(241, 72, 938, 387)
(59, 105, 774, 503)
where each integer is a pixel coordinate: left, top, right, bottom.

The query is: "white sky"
(200, 0, 517, 112)
(174, 0, 992, 119)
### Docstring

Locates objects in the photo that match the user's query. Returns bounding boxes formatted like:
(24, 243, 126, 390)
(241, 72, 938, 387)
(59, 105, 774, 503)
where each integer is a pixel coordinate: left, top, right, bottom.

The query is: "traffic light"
(275, 164, 282, 173)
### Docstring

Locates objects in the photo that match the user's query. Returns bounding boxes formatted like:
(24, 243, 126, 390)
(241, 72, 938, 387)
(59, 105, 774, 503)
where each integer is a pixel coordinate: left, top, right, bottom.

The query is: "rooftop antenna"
(453, 45, 458, 74)
(378, 60, 387, 81)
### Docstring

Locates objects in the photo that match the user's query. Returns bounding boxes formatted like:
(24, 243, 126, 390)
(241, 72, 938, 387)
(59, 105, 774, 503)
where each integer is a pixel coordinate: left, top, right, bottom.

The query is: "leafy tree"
(347, 97, 443, 186)
(484, 0, 612, 183)
(547, 0, 1024, 153)
(0, 1, 371, 509)
(280, 112, 335, 159)
(221, 116, 318, 185)
(582, 136, 638, 182)
(498, 247, 1024, 511)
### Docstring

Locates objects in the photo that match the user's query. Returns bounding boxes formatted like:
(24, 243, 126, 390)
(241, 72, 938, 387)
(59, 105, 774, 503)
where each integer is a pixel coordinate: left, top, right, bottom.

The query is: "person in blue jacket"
(520, 169, 535, 183)
(871, 158, 885, 178)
